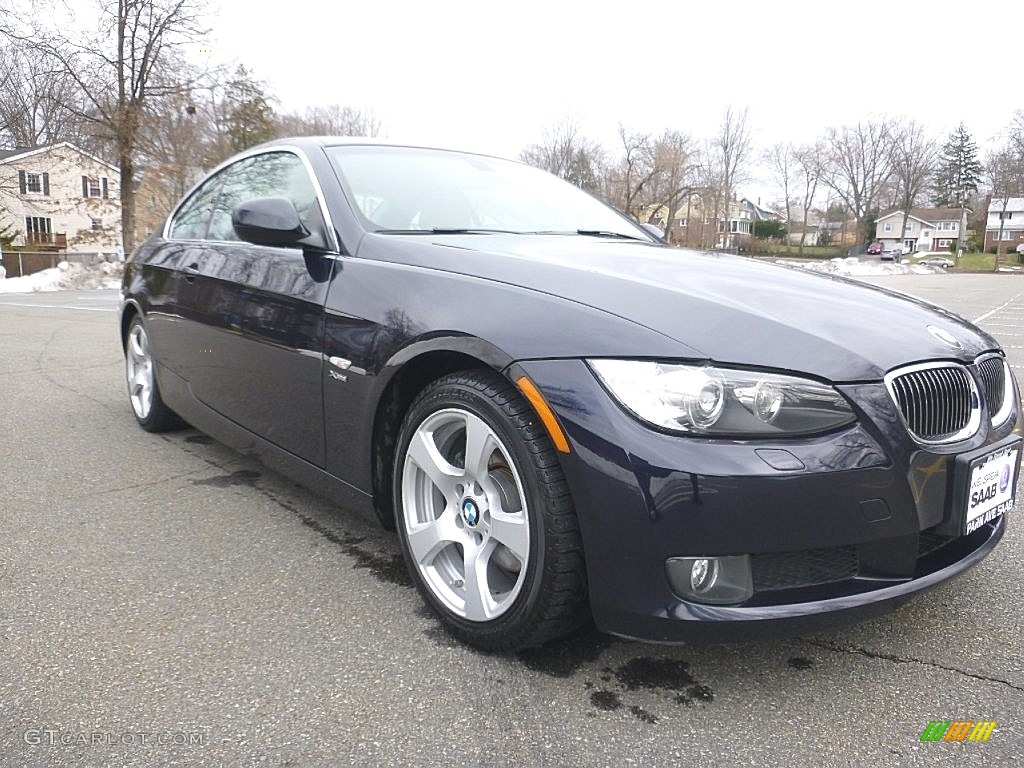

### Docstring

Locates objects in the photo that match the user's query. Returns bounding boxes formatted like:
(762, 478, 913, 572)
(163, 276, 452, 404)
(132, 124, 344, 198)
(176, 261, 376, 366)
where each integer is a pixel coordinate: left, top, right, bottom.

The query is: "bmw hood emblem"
(461, 499, 480, 527)
(926, 325, 962, 349)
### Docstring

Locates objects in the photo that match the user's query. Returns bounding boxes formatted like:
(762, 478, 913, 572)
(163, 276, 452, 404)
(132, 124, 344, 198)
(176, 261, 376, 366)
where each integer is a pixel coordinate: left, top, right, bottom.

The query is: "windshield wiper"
(430, 228, 522, 235)
(574, 229, 649, 241)
(374, 228, 522, 235)
(527, 229, 650, 241)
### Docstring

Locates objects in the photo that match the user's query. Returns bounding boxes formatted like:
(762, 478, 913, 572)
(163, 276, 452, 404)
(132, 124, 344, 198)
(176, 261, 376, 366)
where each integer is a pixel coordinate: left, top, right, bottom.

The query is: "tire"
(124, 316, 184, 433)
(393, 370, 588, 651)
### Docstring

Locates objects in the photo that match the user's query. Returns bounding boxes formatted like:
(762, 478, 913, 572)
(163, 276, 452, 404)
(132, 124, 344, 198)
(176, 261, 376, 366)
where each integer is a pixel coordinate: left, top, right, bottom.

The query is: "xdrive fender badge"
(927, 325, 962, 349)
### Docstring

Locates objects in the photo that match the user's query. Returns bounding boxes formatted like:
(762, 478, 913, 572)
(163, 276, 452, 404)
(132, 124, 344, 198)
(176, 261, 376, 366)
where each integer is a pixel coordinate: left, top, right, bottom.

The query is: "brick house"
(984, 197, 1024, 253)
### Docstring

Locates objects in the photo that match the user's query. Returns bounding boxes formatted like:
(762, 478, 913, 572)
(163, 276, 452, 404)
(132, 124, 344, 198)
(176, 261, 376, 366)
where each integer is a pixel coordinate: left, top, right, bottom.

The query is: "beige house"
(643, 195, 784, 248)
(0, 142, 122, 254)
(873, 207, 969, 254)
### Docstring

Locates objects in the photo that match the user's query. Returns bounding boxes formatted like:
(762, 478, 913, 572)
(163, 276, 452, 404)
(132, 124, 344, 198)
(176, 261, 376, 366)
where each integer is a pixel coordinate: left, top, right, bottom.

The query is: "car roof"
(250, 135, 509, 160)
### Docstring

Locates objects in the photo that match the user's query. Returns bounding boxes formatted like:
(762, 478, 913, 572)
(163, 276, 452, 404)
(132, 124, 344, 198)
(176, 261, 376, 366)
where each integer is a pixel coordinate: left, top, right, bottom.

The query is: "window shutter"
(19, 170, 26, 194)
(102, 177, 108, 198)
(25, 216, 31, 234)
(42, 173, 50, 196)
(82, 176, 89, 197)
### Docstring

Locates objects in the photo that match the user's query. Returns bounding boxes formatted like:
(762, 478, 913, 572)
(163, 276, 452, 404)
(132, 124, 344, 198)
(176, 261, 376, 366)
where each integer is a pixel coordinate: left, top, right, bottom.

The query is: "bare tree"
(518, 119, 606, 195)
(792, 142, 824, 256)
(889, 120, 937, 255)
(986, 146, 1024, 261)
(643, 130, 695, 244)
(1009, 110, 1024, 162)
(767, 142, 798, 234)
(277, 104, 382, 140)
(821, 120, 895, 245)
(607, 126, 660, 220)
(0, 44, 92, 148)
(716, 106, 752, 199)
(1, 0, 207, 253)
(692, 153, 723, 248)
(132, 64, 221, 234)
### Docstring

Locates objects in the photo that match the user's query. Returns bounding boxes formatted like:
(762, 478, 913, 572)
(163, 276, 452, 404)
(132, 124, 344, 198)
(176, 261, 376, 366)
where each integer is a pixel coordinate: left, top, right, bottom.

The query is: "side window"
(206, 157, 258, 241)
(206, 151, 323, 242)
(167, 172, 226, 240)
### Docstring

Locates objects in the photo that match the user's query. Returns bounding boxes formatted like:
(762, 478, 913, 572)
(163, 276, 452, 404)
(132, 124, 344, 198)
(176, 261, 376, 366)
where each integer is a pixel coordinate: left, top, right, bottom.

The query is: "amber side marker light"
(515, 376, 571, 454)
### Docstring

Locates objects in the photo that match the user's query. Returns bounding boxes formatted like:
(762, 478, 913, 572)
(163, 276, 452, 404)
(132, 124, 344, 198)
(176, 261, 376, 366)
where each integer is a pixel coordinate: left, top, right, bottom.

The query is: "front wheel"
(393, 370, 588, 651)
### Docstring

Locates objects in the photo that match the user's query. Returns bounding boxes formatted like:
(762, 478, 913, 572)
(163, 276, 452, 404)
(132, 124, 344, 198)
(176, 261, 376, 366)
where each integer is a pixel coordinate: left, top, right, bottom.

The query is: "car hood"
(360, 234, 999, 381)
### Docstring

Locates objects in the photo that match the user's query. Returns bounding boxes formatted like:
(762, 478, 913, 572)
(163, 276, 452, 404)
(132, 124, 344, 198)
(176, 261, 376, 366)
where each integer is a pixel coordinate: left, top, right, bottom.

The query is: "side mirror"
(232, 197, 325, 249)
(639, 222, 666, 242)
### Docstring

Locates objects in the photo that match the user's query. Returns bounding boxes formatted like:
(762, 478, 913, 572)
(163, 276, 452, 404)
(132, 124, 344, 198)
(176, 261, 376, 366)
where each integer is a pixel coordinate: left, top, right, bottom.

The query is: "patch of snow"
(775, 256, 945, 277)
(0, 260, 124, 294)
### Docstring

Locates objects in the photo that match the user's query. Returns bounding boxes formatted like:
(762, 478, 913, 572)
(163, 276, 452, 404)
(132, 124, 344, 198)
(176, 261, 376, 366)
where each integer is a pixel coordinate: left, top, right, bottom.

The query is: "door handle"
(183, 263, 200, 283)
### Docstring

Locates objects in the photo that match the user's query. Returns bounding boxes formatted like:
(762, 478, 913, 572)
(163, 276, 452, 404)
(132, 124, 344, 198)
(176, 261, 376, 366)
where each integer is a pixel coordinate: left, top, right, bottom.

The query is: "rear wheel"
(393, 370, 588, 651)
(125, 316, 183, 432)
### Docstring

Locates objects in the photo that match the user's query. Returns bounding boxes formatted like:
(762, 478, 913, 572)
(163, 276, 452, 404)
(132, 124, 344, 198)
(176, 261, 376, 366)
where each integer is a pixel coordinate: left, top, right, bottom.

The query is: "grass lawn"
(950, 252, 1024, 272)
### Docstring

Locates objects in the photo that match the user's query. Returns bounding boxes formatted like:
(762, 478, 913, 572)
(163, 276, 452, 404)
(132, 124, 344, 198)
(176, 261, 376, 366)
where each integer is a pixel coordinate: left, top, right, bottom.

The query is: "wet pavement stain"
(612, 657, 715, 707)
(581, 656, 715, 721)
(629, 705, 658, 724)
(590, 690, 622, 711)
(788, 656, 814, 670)
(297, 516, 411, 587)
(192, 469, 262, 487)
(239, 479, 412, 589)
(422, 626, 460, 647)
(614, 657, 695, 691)
(516, 627, 613, 678)
(675, 684, 714, 706)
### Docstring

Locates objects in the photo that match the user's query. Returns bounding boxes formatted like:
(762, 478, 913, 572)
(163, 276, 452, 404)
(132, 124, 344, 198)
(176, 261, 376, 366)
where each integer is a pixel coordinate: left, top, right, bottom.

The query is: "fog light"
(666, 555, 753, 605)
(690, 558, 717, 592)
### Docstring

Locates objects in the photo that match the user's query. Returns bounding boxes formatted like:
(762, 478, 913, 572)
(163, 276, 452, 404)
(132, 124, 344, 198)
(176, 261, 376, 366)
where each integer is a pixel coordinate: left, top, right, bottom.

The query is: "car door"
(149, 170, 229, 380)
(185, 150, 335, 466)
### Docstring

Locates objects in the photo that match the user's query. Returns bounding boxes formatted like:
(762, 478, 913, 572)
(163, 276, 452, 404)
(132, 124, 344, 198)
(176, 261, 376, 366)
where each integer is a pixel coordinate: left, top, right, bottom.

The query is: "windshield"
(326, 145, 653, 240)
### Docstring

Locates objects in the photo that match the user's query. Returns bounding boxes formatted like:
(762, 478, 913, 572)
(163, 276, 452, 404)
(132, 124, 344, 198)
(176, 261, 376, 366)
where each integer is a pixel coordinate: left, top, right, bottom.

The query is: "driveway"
(1, 278, 1022, 767)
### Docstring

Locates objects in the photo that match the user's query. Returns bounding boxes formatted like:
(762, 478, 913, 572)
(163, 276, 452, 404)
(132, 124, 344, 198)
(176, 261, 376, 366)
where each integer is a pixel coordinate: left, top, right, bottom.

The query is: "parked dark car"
(120, 138, 1021, 650)
(866, 241, 884, 255)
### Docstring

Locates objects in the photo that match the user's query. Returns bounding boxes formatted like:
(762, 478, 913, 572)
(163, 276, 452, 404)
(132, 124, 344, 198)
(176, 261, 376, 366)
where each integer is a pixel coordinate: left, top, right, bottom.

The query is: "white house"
(985, 197, 1024, 253)
(0, 142, 122, 253)
(873, 207, 969, 253)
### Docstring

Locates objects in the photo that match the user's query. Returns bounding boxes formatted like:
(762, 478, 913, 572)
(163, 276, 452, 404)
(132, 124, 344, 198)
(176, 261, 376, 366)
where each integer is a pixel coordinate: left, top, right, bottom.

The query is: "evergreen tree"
(222, 66, 277, 154)
(931, 123, 982, 207)
(0, 220, 18, 248)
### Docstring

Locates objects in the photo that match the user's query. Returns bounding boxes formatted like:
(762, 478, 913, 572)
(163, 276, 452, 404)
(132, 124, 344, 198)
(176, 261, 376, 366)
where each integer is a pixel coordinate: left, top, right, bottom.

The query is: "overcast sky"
(207, 0, 1016, 198)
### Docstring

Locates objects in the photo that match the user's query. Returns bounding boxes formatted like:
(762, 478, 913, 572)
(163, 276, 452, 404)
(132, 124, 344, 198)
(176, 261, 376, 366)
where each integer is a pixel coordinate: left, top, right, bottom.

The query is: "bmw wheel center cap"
(461, 499, 481, 527)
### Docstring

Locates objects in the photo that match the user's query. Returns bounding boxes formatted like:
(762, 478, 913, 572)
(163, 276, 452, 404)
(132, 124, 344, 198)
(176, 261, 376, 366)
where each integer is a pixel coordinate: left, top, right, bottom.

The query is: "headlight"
(588, 360, 856, 436)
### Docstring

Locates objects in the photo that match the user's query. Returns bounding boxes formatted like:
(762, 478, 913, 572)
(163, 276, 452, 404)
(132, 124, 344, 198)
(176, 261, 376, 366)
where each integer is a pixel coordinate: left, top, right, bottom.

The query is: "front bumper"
(513, 358, 1020, 643)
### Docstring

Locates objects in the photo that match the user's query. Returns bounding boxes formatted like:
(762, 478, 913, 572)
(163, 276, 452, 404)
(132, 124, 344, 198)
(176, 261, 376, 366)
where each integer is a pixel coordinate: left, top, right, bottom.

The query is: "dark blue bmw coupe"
(120, 138, 1021, 650)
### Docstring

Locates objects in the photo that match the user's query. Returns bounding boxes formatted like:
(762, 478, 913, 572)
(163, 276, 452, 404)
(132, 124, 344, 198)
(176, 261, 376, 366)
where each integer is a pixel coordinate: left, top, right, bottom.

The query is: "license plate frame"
(953, 439, 1020, 536)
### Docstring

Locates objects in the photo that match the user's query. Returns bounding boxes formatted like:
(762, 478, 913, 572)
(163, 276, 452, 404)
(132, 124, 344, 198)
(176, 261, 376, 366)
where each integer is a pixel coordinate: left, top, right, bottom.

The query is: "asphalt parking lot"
(1, 275, 1022, 767)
